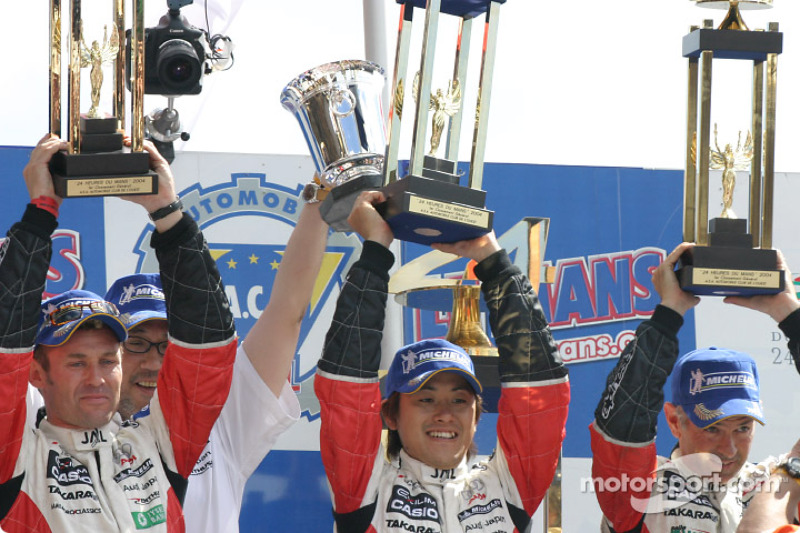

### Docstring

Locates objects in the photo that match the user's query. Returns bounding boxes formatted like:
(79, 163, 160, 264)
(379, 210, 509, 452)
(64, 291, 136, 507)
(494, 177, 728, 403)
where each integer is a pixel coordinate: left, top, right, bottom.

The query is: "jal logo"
(133, 174, 360, 420)
(80, 428, 108, 447)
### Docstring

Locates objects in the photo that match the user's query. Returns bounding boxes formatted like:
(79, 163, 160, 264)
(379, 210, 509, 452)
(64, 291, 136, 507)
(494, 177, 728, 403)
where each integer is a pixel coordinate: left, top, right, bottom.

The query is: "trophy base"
(319, 172, 385, 232)
(676, 246, 784, 296)
(50, 150, 158, 198)
(378, 174, 493, 245)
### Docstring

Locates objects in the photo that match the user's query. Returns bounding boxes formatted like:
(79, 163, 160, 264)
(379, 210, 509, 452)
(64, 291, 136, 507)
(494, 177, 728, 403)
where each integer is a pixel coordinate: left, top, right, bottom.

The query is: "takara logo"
(133, 174, 361, 420)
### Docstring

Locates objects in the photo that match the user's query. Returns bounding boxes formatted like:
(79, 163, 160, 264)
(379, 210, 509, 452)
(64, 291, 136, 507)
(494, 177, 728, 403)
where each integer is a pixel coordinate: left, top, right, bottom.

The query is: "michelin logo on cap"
(688, 369, 757, 396)
(401, 348, 470, 374)
(118, 283, 164, 306)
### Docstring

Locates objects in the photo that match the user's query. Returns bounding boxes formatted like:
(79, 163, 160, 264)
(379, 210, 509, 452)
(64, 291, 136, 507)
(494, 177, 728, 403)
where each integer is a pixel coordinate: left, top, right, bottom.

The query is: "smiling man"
(0, 134, 237, 531)
(591, 242, 800, 532)
(314, 190, 570, 533)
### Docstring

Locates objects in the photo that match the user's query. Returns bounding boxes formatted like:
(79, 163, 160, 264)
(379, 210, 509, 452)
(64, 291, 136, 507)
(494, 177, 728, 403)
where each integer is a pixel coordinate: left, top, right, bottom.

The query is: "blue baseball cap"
(37, 290, 127, 347)
(384, 338, 482, 399)
(104, 273, 166, 330)
(671, 346, 765, 429)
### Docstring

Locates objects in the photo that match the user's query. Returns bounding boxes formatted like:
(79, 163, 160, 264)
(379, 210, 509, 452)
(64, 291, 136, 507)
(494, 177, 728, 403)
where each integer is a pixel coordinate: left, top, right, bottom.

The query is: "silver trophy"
(281, 60, 387, 231)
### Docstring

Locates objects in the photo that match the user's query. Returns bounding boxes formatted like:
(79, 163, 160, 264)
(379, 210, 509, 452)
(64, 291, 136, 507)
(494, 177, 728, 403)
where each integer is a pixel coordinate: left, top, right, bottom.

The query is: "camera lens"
(157, 39, 202, 93)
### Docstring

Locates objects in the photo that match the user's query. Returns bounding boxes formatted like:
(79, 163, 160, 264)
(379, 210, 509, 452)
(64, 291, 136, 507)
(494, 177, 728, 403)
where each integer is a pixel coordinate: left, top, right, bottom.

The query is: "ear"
(664, 402, 682, 440)
(29, 358, 47, 390)
(381, 399, 398, 431)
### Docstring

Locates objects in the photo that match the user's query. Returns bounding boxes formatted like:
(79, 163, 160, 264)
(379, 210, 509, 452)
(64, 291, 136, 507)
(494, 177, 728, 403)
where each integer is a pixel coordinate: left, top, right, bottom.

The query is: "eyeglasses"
(46, 301, 120, 326)
(123, 336, 168, 356)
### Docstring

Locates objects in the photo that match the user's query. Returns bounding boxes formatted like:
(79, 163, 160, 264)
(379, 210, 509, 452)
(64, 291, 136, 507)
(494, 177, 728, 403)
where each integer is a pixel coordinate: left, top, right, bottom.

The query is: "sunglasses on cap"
(45, 301, 120, 327)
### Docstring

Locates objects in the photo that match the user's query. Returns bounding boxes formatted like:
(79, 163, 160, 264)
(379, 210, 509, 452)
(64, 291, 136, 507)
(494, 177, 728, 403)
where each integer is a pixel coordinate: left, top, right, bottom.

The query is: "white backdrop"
(5, 1, 800, 171)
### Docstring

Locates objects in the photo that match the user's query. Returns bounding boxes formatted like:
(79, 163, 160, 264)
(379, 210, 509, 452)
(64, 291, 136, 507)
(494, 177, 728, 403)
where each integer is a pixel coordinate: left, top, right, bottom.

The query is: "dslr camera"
(126, 7, 211, 95)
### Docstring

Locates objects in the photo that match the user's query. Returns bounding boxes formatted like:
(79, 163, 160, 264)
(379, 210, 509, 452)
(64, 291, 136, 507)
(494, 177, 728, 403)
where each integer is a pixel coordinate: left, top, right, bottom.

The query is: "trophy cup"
(376, 0, 504, 245)
(676, 0, 784, 296)
(48, 0, 158, 198)
(280, 60, 387, 231)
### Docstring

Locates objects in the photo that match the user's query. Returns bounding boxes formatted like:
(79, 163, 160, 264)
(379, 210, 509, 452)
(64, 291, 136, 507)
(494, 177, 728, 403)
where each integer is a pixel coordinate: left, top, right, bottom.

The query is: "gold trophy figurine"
(80, 24, 119, 119)
(710, 124, 753, 219)
(413, 73, 463, 157)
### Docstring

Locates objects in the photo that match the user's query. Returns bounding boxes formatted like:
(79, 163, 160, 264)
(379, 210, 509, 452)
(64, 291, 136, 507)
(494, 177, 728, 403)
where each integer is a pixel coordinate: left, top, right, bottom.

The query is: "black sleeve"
(150, 212, 235, 344)
(475, 249, 567, 383)
(317, 240, 394, 379)
(778, 308, 800, 377)
(593, 304, 683, 444)
(0, 205, 57, 350)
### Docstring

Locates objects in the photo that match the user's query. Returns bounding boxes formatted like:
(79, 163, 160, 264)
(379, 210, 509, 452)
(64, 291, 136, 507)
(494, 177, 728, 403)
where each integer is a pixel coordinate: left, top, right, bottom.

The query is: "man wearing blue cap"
(102, 195, 328, 533)
(591, 242, 800, 532)
(314, 191, 570, 532)
(0, 134, 237, 531)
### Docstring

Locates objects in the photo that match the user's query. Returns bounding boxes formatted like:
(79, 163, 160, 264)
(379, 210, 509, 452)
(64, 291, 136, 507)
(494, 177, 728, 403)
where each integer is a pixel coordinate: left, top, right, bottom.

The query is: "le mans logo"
(133, 174, 361, 420)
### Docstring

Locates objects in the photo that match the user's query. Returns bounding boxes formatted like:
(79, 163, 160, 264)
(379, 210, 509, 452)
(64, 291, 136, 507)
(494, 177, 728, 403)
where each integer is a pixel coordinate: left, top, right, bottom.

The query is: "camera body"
(126, 11, 210, 95)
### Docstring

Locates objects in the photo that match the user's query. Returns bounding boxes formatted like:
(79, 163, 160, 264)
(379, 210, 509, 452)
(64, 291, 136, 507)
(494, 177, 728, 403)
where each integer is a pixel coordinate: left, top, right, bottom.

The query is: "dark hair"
(380, 390, 484, 461)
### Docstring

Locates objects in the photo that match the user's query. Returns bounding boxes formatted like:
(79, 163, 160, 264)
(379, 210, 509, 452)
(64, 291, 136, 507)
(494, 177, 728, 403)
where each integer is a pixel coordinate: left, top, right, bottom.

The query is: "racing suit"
(0, 206, 237, 532)
(591, 304, 800, 532)
(314, 241, 570, 533)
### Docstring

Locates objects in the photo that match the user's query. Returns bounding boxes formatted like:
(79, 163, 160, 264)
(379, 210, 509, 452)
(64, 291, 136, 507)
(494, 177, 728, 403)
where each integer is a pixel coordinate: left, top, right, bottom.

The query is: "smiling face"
(383, 372, 478, 470)
(30, 325, 122, 429)
(118, 320, 168, 420)
(665, 403, 756, 483)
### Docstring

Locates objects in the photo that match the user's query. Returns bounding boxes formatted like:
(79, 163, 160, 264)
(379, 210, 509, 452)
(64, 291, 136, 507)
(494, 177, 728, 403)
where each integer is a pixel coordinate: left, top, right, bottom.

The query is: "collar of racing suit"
(394, 449, 472, 487)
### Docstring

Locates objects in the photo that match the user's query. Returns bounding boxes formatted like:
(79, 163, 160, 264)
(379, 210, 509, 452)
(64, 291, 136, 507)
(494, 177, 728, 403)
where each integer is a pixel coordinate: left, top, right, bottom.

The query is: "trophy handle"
(328, 88, 356, 118)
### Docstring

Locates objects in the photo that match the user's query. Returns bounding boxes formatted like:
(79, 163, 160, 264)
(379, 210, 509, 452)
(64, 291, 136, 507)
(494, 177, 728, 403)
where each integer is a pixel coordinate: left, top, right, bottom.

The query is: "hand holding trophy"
(48, 0, 158, 198)
(677, 0, 784, 296)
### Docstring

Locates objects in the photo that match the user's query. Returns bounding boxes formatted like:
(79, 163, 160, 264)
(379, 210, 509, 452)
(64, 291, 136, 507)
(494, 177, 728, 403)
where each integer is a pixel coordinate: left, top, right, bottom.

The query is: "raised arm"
(314, 191, 394, 515)
(0, 134, 63, 483)
(241, 201, 329, 396)
(122, 140, 237, 477)
(591, 242, 699, 532)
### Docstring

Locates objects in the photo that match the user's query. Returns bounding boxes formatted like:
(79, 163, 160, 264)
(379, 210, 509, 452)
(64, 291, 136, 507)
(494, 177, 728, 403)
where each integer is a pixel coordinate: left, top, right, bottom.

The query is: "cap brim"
(37, 312, 128, 347)
(395, 368, 483, 396)
(123, 310, 167, 330)
(685, 397, 765, 429)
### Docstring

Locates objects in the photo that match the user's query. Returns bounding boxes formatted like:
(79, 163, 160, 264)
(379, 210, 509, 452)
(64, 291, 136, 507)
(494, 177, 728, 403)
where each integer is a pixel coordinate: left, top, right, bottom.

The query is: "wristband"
(31, 196, 59, 218)
(148, 199, 183, 221)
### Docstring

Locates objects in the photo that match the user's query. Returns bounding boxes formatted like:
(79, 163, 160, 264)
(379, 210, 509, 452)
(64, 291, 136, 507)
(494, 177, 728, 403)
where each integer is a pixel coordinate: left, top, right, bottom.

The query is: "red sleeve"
(315, 373, 383, 514)
(0, 350, 31, 483)
(157, 339, 237, 477)
(498, 380, 569, 515)
(590, 422, 657, 532)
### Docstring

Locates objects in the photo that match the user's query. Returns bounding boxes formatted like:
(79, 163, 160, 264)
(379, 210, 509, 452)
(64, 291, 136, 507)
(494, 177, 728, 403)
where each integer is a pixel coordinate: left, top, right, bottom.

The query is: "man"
(314, 190, 570, 532)
(103, 195, 329, 532)
(0, 134, 237, 531)
(591, 242, 800, 532)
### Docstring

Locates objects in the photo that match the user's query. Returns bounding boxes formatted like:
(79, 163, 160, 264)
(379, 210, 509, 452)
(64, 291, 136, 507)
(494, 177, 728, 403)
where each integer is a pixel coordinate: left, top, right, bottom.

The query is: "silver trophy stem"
(113, 0, 126, 131)
(130, 0, 146, 152)
(385, 5, 414, 184)
(697, 49, 713, 246)
(684, 50, 699, 244)
(410, 0, 442, 178)
(762, 48, 778, 249)
(750, 59, 764, 246)
(50, 0, 62, 138)
(68, 0, 82, 154)
(468, 1, 501, 191)
(445, 16, 472, 163)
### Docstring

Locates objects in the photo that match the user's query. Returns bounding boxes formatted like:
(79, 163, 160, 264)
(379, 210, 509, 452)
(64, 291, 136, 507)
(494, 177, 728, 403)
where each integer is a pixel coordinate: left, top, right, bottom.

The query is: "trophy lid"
(396, 0, 507, 18)
(280, 60, 385, 112)
(693, 0, 772, 9)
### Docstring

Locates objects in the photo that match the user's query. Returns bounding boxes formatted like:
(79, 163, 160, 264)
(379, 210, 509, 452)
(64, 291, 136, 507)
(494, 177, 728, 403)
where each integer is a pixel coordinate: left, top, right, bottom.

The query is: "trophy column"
(378, 0, 504, 245)
(48, 0, 158, 198)
(677, 0, 784, 296)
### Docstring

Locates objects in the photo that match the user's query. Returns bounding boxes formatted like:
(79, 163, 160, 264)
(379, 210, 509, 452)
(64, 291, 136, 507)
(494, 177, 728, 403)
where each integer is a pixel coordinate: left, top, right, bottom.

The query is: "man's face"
(118, 320, 168, 419)
(30, 327, 122, 429)
(666, 403, 756, 483)
(386, 372, 478, 470)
